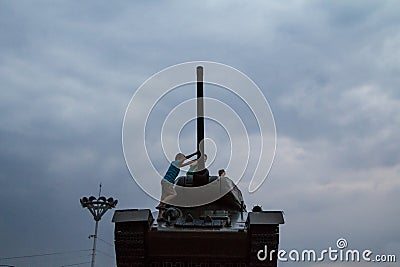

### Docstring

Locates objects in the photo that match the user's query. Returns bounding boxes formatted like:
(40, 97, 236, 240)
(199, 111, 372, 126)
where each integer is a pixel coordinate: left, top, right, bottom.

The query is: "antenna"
(98, 183, 102, 198)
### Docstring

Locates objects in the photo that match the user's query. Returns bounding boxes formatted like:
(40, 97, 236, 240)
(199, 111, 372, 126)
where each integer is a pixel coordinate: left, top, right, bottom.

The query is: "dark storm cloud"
(1, 1, 399, 266)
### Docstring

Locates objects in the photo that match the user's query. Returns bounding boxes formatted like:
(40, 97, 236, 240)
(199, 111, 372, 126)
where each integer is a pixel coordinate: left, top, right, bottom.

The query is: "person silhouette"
(156, 151, 197, 221)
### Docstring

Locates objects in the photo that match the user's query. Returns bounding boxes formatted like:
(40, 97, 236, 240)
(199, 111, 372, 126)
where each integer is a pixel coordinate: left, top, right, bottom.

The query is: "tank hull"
(113, 209, 283, 267)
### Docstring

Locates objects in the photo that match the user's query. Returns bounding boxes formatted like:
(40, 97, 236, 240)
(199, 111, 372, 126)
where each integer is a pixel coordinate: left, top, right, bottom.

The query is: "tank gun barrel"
(196, 66, 205, 171)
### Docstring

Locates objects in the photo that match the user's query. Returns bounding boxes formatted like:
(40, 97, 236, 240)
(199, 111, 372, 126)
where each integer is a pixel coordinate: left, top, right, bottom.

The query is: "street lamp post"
(80, 189, 117, 267)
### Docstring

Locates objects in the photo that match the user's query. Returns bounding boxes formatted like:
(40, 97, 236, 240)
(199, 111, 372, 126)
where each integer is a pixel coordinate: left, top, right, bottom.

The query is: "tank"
(113, 66, 284, 267)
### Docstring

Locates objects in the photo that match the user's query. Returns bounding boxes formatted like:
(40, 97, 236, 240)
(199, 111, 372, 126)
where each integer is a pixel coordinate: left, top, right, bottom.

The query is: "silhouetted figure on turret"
(187, 154, 207, 176)
(156, 151, 197, 221)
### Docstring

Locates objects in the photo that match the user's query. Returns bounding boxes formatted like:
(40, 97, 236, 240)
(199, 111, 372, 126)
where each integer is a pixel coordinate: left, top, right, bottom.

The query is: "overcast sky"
(1, 1, 399, 266)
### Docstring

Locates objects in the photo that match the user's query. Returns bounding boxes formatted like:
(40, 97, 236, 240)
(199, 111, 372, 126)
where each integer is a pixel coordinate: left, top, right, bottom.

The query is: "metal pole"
(80, 188, 117, 267)
(196, 66, 205, 171)
(91, 220, 99, 267)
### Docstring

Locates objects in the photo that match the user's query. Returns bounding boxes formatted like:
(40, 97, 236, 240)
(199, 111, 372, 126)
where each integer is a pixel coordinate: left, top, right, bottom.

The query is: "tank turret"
(113, 66, 284, 266)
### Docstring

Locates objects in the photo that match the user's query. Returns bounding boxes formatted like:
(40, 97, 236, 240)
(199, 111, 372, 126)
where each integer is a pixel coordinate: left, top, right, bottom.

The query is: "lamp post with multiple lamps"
(80, 185, 118, 267)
